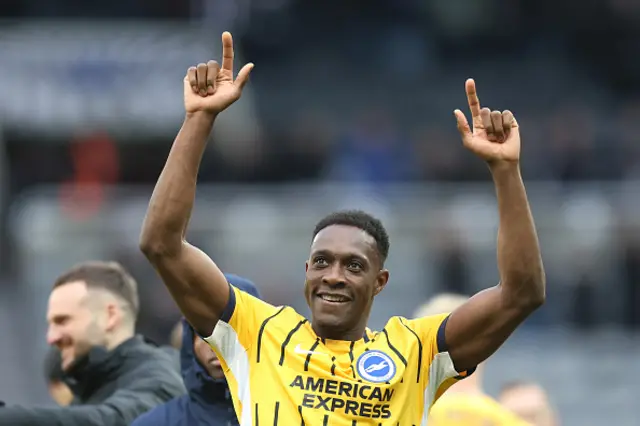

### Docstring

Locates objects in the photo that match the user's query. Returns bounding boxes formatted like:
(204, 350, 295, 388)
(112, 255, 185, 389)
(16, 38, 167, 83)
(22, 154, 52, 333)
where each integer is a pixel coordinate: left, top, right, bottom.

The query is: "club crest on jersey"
(356, 350, 396, 383)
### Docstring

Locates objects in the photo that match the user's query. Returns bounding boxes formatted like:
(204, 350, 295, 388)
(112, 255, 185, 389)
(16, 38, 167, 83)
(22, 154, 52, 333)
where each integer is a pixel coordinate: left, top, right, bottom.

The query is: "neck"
(105, 328, 134, 351)
(311, 323, 366, 341)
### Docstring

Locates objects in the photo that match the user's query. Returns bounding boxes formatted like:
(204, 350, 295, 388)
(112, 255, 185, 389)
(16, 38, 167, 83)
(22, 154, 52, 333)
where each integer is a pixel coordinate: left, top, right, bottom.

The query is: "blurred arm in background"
(440, 79, 546, 372)
(0, 378, 180, 426)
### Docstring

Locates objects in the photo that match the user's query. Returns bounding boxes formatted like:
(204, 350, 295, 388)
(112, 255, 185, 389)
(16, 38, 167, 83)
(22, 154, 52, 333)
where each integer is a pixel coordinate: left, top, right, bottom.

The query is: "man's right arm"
(139, 32, 254, 338)
(139, 111, 229, 338)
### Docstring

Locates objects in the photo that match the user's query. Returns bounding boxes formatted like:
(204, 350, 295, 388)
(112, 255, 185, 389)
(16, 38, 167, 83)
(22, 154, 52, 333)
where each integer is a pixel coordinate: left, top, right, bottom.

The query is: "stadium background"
(0, 0, 639, 424)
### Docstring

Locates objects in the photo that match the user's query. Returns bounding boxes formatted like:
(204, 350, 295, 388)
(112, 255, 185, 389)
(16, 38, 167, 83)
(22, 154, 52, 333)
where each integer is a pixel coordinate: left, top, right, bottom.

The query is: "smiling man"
(0, 261, 185, 426)
(139, 32, 546, 425)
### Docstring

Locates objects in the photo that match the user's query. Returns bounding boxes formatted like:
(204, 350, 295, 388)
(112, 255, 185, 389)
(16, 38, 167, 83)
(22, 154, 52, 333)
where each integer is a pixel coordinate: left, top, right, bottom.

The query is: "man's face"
(46, 281, 107, 371)
(194, 336, 224, 379)
(305, 225, 388, 339)
(499, 385, 556, 426)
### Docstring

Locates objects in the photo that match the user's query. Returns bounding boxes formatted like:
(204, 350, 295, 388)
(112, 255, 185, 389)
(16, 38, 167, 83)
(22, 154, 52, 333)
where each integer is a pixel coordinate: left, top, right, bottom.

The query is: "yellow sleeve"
(201, 284, 282, 424)
(203, 283, 282, 355)
(402, 313, 476, 408)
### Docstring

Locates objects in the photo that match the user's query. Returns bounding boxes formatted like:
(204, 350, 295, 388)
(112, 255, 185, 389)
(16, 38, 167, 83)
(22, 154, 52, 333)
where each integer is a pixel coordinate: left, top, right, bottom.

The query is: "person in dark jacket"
(0, 261, 185, 426)
(131, 274, 261, 426)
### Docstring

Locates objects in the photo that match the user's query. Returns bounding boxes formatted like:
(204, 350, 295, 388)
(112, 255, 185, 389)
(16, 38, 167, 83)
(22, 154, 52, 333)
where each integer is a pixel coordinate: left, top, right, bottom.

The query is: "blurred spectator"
(499, 381, 558, 426)
(0, 261, 185, 425)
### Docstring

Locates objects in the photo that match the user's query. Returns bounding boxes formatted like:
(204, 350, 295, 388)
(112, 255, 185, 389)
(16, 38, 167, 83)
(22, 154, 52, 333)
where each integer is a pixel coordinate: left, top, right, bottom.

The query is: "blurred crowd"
(4, 0, 640, 191)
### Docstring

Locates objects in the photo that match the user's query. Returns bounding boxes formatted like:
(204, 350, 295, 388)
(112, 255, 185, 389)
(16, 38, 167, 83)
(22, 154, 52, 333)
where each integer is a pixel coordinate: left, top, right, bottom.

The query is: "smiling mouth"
(317, 293, 351, 303)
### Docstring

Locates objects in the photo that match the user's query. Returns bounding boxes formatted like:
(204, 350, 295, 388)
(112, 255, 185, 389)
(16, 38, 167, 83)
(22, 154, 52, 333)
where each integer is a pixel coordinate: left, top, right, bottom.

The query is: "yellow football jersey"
(205, 285, 475, 425)
(429, 393, 531, 426)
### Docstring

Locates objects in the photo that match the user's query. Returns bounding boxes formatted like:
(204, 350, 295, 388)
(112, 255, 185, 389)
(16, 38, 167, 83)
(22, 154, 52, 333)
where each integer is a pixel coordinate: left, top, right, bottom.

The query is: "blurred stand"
(4, 183, 640, 423)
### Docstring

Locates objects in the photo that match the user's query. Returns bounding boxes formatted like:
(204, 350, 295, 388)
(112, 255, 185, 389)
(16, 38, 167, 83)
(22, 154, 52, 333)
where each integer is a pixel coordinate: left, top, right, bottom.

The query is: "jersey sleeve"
(203, 283, 280, 359)
(403, 313, 476, 408)
(201, 283, 282, 425)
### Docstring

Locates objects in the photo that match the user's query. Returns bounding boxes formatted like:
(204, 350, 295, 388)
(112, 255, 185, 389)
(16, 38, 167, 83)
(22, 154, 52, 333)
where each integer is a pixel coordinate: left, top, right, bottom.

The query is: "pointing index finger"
(465, 78, 482, 122)
(221, 31, 234, 74)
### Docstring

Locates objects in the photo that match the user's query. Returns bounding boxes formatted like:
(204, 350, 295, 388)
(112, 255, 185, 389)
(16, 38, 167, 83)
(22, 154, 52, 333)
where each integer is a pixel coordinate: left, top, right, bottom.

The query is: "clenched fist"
(184, 32, 254, 115)
(454, 79, 520, 165)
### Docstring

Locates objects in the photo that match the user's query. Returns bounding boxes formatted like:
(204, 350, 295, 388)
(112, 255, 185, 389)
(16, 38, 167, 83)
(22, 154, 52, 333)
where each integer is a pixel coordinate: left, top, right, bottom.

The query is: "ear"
(373, 269, 389, 296)
(305, 260, 309, 273)
(105, 302, 121, 332)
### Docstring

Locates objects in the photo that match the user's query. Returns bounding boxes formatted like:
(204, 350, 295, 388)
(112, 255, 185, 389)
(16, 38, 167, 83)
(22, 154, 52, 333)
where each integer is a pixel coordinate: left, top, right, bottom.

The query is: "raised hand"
(184, 32, 254, 115)
(454, 79, 520, 164)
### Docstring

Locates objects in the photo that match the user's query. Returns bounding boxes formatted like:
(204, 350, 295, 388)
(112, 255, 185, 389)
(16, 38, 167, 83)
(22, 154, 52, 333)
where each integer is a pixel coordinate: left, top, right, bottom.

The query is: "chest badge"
(356, 350, 396, 383)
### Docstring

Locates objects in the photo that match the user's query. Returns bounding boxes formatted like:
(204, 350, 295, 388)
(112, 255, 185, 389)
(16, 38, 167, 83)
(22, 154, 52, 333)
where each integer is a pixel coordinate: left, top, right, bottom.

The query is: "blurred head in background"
(192, 333, 225, 380)
(43, 347, 73, 406)
(46, 261, 139, 371)
(499, 381, 558, 426)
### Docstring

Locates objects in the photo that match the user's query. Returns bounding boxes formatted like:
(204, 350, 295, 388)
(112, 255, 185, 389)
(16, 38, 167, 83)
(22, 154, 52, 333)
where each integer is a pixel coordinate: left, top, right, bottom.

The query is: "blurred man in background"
(499, 381, 558, 426)
(417, 293, 530, 425)
(43, 347, 73, 406)
(132, 273, 260, 426)
(0, 261, 185, 425)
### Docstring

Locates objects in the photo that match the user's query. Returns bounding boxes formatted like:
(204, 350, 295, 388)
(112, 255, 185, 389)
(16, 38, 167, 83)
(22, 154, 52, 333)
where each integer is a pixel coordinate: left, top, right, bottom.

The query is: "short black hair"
(312, 210, 390, 263)
(44, 347, 64, 383)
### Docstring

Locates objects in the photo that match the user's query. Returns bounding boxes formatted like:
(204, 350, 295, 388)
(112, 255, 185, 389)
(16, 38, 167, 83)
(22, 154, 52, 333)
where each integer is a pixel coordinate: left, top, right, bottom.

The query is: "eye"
(348, 261, 363, 271)
(313, 256, 328, 266)
(53, 315, 70, 326)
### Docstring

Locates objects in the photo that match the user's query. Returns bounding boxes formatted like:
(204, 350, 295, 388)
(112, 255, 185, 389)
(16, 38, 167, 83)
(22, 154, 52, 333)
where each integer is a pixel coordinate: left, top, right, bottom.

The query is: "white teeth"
(320, 294, 348, 302)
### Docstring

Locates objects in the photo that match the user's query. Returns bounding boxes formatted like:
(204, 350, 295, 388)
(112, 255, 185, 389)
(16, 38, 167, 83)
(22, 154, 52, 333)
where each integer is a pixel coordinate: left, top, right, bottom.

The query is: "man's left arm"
(0, 375, 185, 426)
(444, 79, 546, 372)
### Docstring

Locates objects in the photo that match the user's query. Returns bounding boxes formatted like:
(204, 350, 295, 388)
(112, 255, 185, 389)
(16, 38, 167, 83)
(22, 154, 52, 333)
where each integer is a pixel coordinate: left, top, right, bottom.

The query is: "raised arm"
(139, 32, 253, 337)
(443, 79, 546, 372)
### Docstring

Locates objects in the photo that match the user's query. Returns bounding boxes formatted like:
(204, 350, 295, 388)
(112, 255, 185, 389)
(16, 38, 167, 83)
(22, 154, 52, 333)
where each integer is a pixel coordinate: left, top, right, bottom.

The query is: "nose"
(322, 264, 346, 286)
(47, 325, 63, 346)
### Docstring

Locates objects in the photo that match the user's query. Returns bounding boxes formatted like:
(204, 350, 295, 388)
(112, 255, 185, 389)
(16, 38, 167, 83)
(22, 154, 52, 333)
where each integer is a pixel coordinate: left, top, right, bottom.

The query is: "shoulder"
(120, 343, 184, 392)
(128, 342, 180, 371)
(384, 314, 448, 337)
(398, 313, 449, 331)
(227, 284, 302, 324)
(222, 285, 281, 323)
(235, 303, 307, 335)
